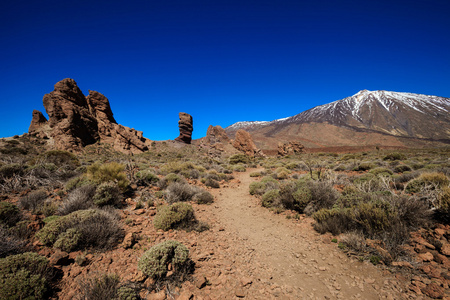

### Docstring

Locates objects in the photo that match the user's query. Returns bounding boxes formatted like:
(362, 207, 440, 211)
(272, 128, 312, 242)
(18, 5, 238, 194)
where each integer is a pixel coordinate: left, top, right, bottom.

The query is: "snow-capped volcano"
(225, 90, 450, 149)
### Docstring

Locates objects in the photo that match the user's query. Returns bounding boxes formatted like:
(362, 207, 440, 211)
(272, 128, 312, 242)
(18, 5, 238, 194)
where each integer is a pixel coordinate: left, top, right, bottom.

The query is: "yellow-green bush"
(87, 162, 129, 191)
(153, 202, 195, 231)
(262, 189, 280, 208)
(0, 201, 21, 227)
(405, 172, 449, 193)
(0, 252, 52, 300)
(229, 154, 249, 165)
(138, 240, 191, 279)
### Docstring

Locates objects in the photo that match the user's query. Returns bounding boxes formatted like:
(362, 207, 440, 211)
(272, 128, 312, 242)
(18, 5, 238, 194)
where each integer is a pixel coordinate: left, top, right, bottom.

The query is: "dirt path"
(209, 168, 407, 299)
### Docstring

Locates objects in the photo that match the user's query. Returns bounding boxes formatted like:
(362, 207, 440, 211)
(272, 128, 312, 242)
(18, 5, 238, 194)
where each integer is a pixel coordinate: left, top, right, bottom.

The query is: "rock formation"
(232, 129, 265, 158)
(205, 125, 230, 145)
(29, 78, 150, 154)
(28, 110, 48, 136)
(175, 112, 193, 144)
(277, 141, 304, 156)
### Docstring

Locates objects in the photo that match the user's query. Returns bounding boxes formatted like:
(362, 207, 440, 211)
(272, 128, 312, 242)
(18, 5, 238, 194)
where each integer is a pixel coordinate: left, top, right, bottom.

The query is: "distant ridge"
(225, 90, 450, 150)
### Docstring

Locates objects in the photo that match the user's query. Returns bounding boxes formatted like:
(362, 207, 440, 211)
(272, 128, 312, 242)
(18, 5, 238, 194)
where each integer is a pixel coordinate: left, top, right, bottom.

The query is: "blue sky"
(1, 0, 449, 140)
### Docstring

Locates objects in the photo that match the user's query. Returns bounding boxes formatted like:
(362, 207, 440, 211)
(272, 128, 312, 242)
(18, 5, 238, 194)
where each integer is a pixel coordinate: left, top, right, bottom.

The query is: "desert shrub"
(249, 176, 279, 196)
(78, 274, 121, 300)
(276, 170, 289, 179)
(249, 172, 261, 177)
(0, 163, 26, 178)
(405, 172, 449, 194)
(54, 228, 82, 252)
(138, 240, 192, 280)
(0, 225, 28, 258)
(153, 202, 195, 231)
(59, 185, 96, 215)
(233, 164, 246, 172)
(19, 190, 47, 213)
(192, 191, 214, 204)
(261, 189, 280, 208)
(280, 183, 312, 213)
(229, 154, 249, 165)
(391, 195, 431, 229)
(93, 181, 122, 207)
(37, 209, 123, 251)
(0, 252, 53, 300)
(303, 181, 339, 215)
(157, 173, 186, 189)
(340, 232, 368, 253)
(394, 164, 412, 173)
(135, 169, 159, 186)
(249, 182, 266, 196)
(65, 175, 91, 191)
(369, 167, 393, 177)
(166, 182, 199, 204)
(354, 162, 375, 171)
(205, 178, 220, 188)
(383, 152, 406, 161)
(87, 162, 129, 192)
(34, 150, 80, 170)
(0, 201, 21, 227)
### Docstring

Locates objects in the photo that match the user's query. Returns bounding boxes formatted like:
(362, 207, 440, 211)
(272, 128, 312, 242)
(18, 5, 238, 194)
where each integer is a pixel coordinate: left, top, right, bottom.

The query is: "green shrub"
(383, 152, 406, 161)
(37, 209, 123, 250)
(135, 170, 159, 185)
(34, 150, 80, 170)
(353, 162, 375, 171)
(0, 201, 21, 227)
(262, 189, 280, 208)
(233, 164, 246, 172)
(53, 228, 81, 252)
(303, 181, 339, 215)
(93, 181, 122, 207)
(87, 162, 129, 192)
(229, 154, 249, 165)
(405, 172, 449, 193)
(153, 203, 195, 231)
(205, 178, 220, 188)
(192, 191, 214, 204)
(249, 182, 266, 196)
(157, 173, 186, 189)
(65, 175, 90, 191)
(394, 164, 412, 173)
(0, 252, 53, 300)
(369, 167, 393, 177)
(138, 240, 191, 279)
(249, 172, 261, 177)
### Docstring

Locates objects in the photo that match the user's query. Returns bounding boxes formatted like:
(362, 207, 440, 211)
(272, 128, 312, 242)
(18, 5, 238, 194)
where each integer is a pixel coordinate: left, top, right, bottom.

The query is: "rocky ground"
(38, 168, 449, 299)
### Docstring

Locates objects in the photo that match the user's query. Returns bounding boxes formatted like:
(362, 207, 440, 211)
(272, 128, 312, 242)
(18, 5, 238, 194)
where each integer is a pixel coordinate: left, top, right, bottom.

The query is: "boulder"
(277, 141, 304, 156)
(232, 129, 265, 158)
(175, 112, 193, 144)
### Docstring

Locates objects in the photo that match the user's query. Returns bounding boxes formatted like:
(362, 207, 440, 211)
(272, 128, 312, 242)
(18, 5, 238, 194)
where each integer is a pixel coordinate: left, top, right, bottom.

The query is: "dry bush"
(77, 273, 140, 300)
(0, 201, 21, 228)
(19, 190, 47, 213)
(58, 185, 96, 216)
(166, 182, 200, 204)
(157, 173, 186, 189)
(340, 232, 368, 253)
(304, 181, 339, 215)
(192, 191, 214, 204)
(0, 225, 28, 258)
(204, 178, 220, 188)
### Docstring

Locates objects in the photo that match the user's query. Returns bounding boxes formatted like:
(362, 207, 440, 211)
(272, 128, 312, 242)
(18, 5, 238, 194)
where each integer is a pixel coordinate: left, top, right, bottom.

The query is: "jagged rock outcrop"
(28, 110, 48, 136)
(175, 112, 193, 144)
(205, 125, 230, 144)
(277, 141, 304, 156)
(232, 129, 265, 157)
(29, 78, 150, 154)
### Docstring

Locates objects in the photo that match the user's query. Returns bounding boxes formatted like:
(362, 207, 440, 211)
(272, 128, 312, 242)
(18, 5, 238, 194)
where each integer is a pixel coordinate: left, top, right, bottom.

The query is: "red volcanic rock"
(277, 141, 304, 156)
(43, 78, 99, 150)
(175, 112, 193, 144)
(31, 78, 150, 154)
(205, 125, 230, 145)
(28, 110, 48, 134)
(232, 129, 265, 158)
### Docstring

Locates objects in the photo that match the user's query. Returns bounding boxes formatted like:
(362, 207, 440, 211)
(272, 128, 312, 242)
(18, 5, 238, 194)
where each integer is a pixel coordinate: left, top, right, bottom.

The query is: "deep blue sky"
(1, 0, 449, 140)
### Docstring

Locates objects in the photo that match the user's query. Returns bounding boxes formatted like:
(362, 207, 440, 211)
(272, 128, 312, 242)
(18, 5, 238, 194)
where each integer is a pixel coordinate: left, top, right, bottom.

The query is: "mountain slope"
(226, 90, 450, 150)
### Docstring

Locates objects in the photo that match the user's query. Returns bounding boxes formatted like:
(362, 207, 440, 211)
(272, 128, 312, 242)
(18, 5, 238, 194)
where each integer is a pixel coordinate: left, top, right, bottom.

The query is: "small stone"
(195, 276, 207, 289)
(422, 282, 444, 299)
(418, 252, 434, 262)
(49, 251, 72, 266)
(178, 291, 194, 300)
(240, 276, 253, 286)
(365, 278, 376, 284)
(235, 288, 246, 298)
(440, 243, 450, 256)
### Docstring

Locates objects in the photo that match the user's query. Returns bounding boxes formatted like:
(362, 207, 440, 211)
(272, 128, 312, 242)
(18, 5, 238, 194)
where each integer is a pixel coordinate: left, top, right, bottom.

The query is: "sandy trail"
(209, 168, 405, 299)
